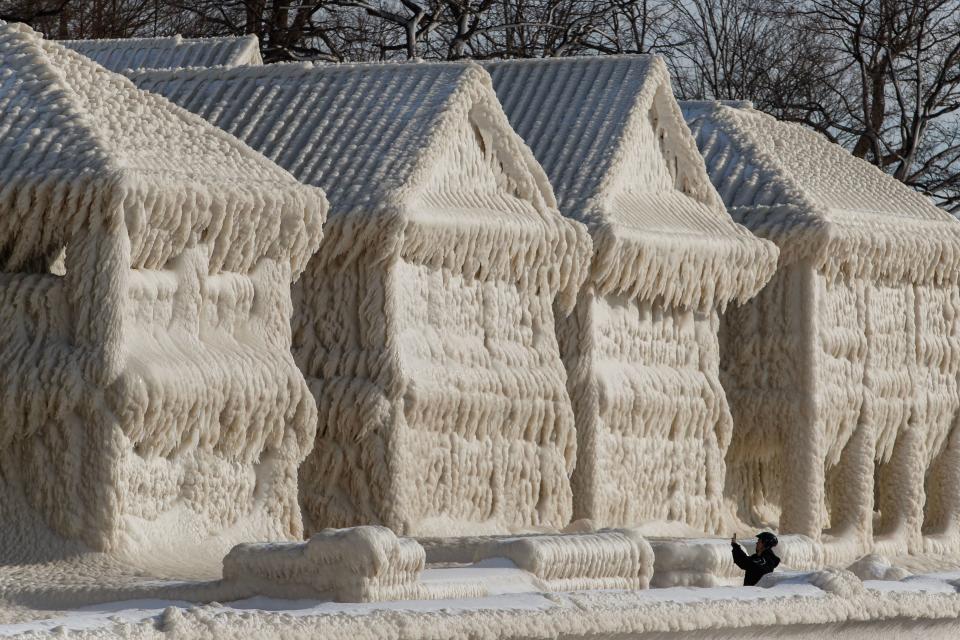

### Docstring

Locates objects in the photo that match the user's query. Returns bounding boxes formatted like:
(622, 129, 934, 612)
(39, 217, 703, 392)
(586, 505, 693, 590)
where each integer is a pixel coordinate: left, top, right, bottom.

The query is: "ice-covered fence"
(0, 23, 325, 564)
(132, 62, 591, 536)
(61, 34, 262, 72)
(487, 57, 777, 533)
(685, 100, 960, 562)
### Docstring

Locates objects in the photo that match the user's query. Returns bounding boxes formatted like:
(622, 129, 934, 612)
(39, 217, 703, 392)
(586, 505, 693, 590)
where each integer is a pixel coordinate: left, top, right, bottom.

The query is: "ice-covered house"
(0, 23, 325, 564)
(133, 62, 591, 536)
(62, 33, 262, 72)
(486, 57, 778, 532)
(684, 101, 960, 560)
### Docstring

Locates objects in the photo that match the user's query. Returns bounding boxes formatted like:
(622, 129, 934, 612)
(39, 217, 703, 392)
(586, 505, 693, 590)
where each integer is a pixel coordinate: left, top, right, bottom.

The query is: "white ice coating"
(130, 62, 592, 537)
(0, 22, 326, 566)
(61, 34, 263, 72)
(4, 26, 960, 634)
(684, 101, 960, 564)
(420, 527, 655, 591)
(487, 57, 778, 532)
(222, 526, 436, 602)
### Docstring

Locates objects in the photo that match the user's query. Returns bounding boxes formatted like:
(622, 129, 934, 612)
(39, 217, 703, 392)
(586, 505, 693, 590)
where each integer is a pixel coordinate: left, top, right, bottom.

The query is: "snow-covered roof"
(0, 22, 324, 276)
(486, 56, 777, 310)
(683, 101, 960, 285)
(132, 62, 589, 305)
(60, 34, 262, 72)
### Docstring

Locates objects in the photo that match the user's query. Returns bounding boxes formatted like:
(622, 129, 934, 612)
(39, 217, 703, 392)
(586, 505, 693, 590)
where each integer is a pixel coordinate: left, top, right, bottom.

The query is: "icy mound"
(421, 528, 655, 591)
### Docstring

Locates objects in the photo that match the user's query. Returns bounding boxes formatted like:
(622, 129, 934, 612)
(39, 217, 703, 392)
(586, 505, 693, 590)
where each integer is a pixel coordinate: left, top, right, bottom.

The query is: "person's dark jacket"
(731, 542, 780, 586)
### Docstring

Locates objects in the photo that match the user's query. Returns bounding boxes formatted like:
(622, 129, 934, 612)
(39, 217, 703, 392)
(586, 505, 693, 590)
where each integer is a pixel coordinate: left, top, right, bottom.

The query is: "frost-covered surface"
(0, 22, 326, 566)
(60, 34, 262, 72)
(684, 101, 960, 563)
(487, 57, 778, 531)
(7, 568, 960, 638)
(131, 62, 592, 536)
(221, 526, 464, 602)
(419, 527, 655, 590)
(648, 534, 825, 587)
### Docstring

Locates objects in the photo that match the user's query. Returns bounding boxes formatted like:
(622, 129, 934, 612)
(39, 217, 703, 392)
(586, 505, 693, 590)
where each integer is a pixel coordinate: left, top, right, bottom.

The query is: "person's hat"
(756, 531, 778, 547)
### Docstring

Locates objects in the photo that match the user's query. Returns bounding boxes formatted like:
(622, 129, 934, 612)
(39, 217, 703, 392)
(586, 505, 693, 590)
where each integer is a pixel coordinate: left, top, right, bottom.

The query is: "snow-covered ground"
(4, 562, 960, 638)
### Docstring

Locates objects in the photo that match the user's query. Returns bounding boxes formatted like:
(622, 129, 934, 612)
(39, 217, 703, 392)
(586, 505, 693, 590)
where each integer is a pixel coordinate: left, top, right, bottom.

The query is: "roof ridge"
(56, 34, 253, 46)
(486, 53, 661, 67)
(132, 58, 484, 83)
(700, 104, 823, 219)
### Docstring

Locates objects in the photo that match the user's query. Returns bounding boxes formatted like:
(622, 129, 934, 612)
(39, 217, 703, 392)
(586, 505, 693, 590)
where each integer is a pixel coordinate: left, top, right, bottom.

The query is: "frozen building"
(62, 33, 262, 72)
(0, 23, 325, 565)
(134, 62, 591, 536)
(486, 57, 778, 532)
(685, 101, 960, 560)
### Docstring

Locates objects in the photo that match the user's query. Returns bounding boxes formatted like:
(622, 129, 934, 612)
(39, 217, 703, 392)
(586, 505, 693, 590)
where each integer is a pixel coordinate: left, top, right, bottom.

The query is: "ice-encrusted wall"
(916, 284, 960, 553)
(489, 57, 777, 532)
(722, 270, 960, 560)
(296, 251, 581, 534)
(133, 62, 590, 536)
(391, 262, 575, 532)
(565, 292, 729, 530)
(0, 24, 326, 564)
(721, 267, 873, 559)
(687, 100, 960, 561)
(293, 91, 588, 535)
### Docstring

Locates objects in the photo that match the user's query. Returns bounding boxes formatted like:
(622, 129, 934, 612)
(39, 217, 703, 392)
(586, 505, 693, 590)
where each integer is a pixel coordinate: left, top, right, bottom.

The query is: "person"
(731, 531, 780, 586)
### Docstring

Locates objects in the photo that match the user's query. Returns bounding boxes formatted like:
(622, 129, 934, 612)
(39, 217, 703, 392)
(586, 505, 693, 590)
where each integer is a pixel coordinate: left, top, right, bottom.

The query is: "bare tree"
(0, 0, 66, 25)
(662, 0, 829, 105)
(167, 0, 351, 61)
(797, 0, 960, 211)
(332, 0, 444, 59)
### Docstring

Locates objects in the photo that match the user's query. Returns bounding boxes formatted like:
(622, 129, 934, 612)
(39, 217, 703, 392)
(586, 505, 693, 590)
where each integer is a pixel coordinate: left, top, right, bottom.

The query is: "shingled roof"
(0, 22, 323, 276)
(132, 61, 588, 306)
(683, 101, 960, 285)
(61, 34, 262, 72)
(487, 56, 777, 310)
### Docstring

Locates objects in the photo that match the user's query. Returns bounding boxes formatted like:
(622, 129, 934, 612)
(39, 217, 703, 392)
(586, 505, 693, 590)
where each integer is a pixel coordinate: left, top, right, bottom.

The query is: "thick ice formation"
(61, 34, 262, 72)
(223, 526, 435, 602)
(420, 528, 655, 590)
(0, 23, 326, 566)
(486, 57, 778, 532)
(132, 62, 591, 536)
(684, 101, 960, 563)
(648, 534, 823, 587)
(13, 566, 960, 638)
